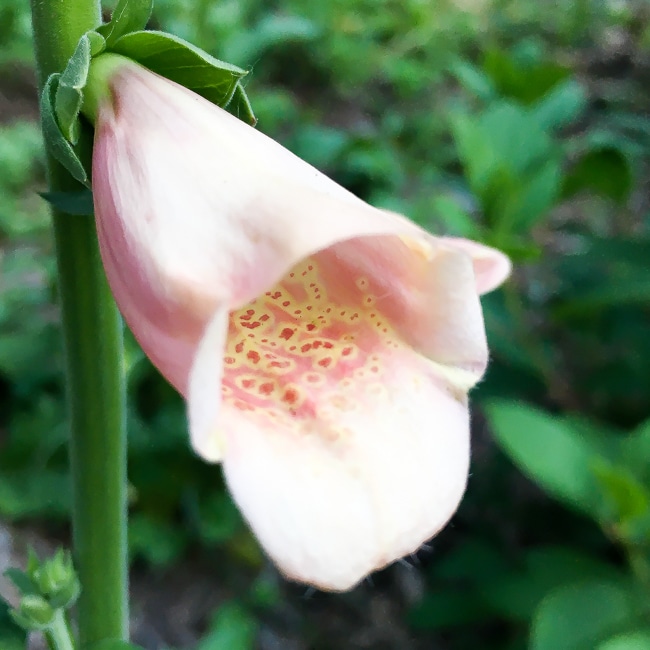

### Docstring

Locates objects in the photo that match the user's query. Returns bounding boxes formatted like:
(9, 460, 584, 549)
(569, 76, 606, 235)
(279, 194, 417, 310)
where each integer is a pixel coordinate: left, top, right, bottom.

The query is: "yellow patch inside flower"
(223, 257, 403, 419)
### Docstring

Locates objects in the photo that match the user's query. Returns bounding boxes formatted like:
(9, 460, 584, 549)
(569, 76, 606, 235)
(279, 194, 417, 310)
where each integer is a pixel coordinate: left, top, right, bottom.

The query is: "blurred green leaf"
(597, 631, 650, 650)
(531, 581, 639, 650)
(484, 401, 604, 516)
(0, 600, 26, 650)
(196, 602, 257, 650)
(532, 79, 587, 131)
(483, 547, 623, 622)
(563, 147, 632, 204)
(128, 514, 187, 567)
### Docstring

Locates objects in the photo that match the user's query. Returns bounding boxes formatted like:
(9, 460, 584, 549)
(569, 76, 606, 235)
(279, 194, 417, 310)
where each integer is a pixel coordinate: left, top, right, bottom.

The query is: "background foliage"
(1, 0, 650, 648)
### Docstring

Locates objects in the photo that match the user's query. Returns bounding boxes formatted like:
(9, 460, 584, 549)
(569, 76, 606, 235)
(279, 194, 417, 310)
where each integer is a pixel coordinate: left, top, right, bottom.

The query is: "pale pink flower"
(89, 55, 510, 591)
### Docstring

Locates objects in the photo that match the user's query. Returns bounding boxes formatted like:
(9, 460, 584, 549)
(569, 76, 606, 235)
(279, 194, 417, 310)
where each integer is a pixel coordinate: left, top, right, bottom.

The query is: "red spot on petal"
(242, 378, 255, 388)
(225, 357, 236, 365)
(323, 342, 333, 349)
(308, 265, 313, 271)
(259, 314, 270, 322)
(312, 341, 322, 349)
(259, 382, 274, 396)
(301, 343, 312, 353)
(235, 341, 245, 354)
(272, 291, 282, 299)
(306, 324, 316, 332)
(280, 328, 294, 340)
(242, 321, 261, 329)
(282, 301, 290, 307)
(247, 350, 260, 364)
(342, 347, 353, 356)
(282, 388, 299, 405)
(269, 360, 291, 369)
(318, 357, 332, 368)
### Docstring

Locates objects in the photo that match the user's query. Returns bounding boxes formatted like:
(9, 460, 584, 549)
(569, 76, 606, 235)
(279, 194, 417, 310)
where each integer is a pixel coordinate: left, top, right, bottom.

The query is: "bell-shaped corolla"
(86, 54, 511, 591)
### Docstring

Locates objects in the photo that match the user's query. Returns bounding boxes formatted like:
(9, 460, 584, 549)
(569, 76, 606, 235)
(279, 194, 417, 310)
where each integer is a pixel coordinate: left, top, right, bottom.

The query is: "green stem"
(45, 610, 77, 650)
(30, 0, 129, 646)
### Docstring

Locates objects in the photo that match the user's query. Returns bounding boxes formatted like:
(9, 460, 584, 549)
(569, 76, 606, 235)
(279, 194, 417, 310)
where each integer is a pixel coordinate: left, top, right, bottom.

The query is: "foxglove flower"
(88, 55, 510, 591)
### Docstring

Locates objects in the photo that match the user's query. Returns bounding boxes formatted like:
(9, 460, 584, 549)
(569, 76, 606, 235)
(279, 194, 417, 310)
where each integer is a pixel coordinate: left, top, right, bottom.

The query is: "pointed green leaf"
(97, 0, 153, 47)
(111, 31, 247, 108)
(40, 74, 89, 186)
(55, 34, 92, 144)
(227, 81, 257, 126)
(3, 569, 39, 596)
(41, 190, 94, 216)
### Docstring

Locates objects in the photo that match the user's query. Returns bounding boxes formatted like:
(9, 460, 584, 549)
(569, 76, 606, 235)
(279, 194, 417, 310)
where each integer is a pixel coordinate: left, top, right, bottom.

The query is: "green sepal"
(41, 189, 94, 216)
(55, 33, 93, 144)
(97, 0, 153, 48)
(110, 30, 248, 108)
(87, 31, 107, 56)
(40, 74, 89, 186)
(228, 80, 257, 126)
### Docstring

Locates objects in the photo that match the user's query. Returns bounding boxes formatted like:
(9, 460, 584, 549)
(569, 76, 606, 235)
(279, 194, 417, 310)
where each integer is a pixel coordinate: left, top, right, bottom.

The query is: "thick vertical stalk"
(30, 0, 129, 645)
